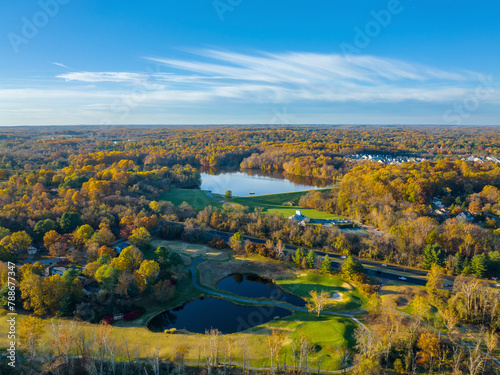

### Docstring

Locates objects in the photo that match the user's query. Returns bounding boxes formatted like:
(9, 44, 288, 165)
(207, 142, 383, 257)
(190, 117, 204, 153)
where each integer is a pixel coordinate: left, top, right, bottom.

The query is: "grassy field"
(161, 188, 223, 210)
(276, 272, 368, 312)
(0, 309, 355, 371)
(0, 240, 361, 371)
(229, 190, 343, 220)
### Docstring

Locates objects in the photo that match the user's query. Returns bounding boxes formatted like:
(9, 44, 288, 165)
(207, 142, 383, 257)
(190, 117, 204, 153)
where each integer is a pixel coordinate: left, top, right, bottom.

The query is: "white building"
(288, 210, 311, 224)
(52, 267, 67, 276)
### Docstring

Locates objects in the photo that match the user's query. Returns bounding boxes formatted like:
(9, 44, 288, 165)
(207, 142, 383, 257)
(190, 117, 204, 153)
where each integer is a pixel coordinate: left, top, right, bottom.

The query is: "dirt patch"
(379, 285, 427, 308)
(151, 240, 230, 261)
(197, 258, 296, 288)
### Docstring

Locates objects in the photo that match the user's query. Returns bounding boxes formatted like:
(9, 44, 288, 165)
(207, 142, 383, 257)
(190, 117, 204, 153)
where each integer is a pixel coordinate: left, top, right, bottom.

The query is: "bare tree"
(293, 333, 313, 374)
(336, 345, 351, 375)
(307, 290, 330, 317)
(223, 337, 235, 375)
(204, 328, 220, 375)
(241, 337, 249, 375)
(451, 346, 463, 375)
(468, 341, 486, 375)
(147, 347, 160, 375)
(266, 329, 285, 375)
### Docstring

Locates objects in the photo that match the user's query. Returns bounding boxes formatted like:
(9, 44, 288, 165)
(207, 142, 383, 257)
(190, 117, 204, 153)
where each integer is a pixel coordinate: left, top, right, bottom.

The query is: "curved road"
(186, 256, 368, 373)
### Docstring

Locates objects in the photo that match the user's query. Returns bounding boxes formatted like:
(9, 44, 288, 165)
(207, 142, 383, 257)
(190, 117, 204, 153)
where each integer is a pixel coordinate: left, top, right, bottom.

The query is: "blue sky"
(1, 0, 499, 126)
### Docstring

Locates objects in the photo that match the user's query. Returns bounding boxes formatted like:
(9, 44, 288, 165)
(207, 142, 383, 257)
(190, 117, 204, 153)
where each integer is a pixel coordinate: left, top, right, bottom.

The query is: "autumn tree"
(20, 272, 45, 315)
(426, 264, 444, 294)
(0, 231, 32, 256)
(74, 224, 95, 246)
(95, 264, 119, 290)
(91, 223, 115, 246)
(128, 227, 151, 250)
(307, 290, 329, 317)
(42, 274, 66, 314)
(19, 316, 45, 359)
(138, 260, 160, 285)
(417, 333, 440, 372)
(229, 232, 243, 251)
(111, 246, 144, 273)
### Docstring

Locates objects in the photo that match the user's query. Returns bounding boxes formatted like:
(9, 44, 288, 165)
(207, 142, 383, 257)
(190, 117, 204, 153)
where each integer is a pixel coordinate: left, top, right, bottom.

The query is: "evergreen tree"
(294, 248, 305, 266)
(488, 251, 500, 277)
(306, 250, 316, 269)
(320, 255, 331, 274)
(423, 243, 444, 269)
(453, 252, 463, 275)
(341, 256, 364, 280)
(471, 253, 487, 278)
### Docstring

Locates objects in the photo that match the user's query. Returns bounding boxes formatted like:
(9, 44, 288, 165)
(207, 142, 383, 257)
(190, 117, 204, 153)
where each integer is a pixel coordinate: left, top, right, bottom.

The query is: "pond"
(147, 297, 292, 334)
(200, 170, 331, 197)
(217, 273, 307, 307)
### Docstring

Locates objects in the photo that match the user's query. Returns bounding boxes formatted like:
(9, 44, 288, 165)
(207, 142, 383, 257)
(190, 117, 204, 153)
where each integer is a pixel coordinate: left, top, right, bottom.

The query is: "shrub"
(102, 315, 114, 325)
(123, 309, 142, 321)
(208, 238, 228, 249)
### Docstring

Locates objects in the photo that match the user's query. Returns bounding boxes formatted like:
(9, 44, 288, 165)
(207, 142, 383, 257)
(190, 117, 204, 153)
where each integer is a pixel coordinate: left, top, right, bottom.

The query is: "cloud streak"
(1, 50, 498, 125)
(55, 50, 494, 105)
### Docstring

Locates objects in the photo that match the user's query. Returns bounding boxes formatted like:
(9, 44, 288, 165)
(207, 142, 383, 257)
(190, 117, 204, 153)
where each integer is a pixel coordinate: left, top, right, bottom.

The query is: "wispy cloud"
(51, 62, 69, 68)
(54, 50, 494, 105)
(1, 50, 498, 125)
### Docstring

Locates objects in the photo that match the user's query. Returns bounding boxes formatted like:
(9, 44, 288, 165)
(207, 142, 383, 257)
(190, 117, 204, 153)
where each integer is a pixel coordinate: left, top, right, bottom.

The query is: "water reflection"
(200, 169, 332, 197)
(217, 273, 306, 307)
(147, 297, 293, 334)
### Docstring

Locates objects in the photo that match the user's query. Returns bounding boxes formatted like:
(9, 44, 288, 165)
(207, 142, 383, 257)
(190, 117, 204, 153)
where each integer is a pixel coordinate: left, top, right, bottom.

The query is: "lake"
(217, 273, 306, 307)
(147, 297, 292, 334)
(200, 170, 332, 197)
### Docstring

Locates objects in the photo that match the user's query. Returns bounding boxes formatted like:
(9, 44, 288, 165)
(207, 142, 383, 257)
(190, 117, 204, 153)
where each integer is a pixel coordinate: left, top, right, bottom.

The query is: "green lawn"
(276, 272, 368, 312)
(161, 188, 223, 210)
(229, 190, 343, 220)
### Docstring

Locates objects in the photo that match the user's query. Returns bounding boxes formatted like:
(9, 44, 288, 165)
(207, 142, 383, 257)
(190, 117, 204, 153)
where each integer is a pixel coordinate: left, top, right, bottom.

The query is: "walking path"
(186, 257, 369, 373)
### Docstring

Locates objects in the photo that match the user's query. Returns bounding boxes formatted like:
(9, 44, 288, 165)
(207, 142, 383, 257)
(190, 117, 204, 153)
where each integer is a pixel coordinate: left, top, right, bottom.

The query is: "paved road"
(204, 227, 500, 290)
(206, 228, 431, 286)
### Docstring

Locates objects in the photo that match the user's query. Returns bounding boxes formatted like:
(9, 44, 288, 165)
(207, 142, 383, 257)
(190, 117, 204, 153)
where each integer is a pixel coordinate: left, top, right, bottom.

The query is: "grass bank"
(229, 190, 342, 219)
(161, 188, 222, 210)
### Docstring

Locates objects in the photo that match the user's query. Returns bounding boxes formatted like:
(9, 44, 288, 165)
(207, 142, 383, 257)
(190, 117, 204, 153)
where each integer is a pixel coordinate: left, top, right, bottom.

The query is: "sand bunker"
(327, 292, 344, 302)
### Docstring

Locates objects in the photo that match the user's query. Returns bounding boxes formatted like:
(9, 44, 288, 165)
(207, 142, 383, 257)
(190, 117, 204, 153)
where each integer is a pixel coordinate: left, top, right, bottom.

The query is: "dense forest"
(2, 126, 500, 374)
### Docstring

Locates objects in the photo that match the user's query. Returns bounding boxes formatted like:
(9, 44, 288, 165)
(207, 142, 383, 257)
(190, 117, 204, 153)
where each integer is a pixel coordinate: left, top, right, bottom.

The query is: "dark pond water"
(147, 297, 292, 334)
(200, 170, 331, 197)
(217, 273, 307, 307)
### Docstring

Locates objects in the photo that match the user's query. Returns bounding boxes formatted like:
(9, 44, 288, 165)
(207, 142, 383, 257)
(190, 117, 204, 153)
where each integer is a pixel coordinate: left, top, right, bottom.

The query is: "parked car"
(399, 276, 407, 280)
(496, 284, 500, 288)
(382, 264, 388, 267)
